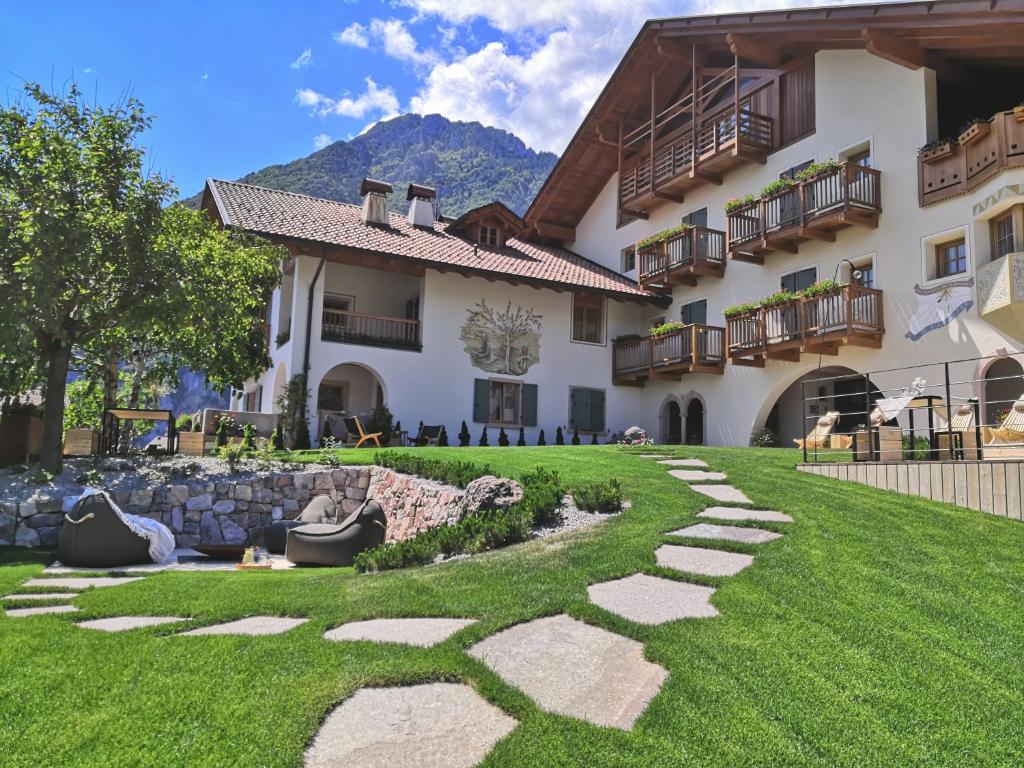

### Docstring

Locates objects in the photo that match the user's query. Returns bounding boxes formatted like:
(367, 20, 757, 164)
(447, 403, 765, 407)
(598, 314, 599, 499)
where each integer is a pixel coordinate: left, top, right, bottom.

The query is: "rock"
(36, 498, 61, 513)
(15, 526, 40, 547)
(186, 493, 213, 511)
(170, 507, 184, 532)
(275, 473, 293, 488)
(36, 526, 60, 547)
(199, 510, 224, 544)
(345, 486, 367, 501)
(168, 485, 190, 506)
(184, 508, 202, 523)
(18, 501, 36, 518)
(232, 483, 252, 502)
(271, 506, 283, 521)
(294, 473, 314, 491)
(178, 534, 201, 548)
(0, 504, 14, 544)
(212, 500, 236, 515)
(340, 499, 363, 517)
(283, 499, 299, 515)
(462, 476, 524, 514)
(215, 481, 230, 495)
(314, 472, 334, 491)
(219, 516, 247, 545)
(128, 489, 153, 508)
(26, 513, 62, 528)
(253, 488, 273, 504)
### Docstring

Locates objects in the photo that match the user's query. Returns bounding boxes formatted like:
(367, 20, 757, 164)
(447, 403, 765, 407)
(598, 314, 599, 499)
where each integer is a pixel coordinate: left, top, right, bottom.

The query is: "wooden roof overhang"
(524, 0, 1024, 237)
(448, 201, 529, 239)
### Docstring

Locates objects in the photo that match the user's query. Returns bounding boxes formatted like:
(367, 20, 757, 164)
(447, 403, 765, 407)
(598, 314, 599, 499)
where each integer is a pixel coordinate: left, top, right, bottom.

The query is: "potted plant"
(758, 178, 798, 200)
(649, 320, 688, 335)
(957, 117, 990, 146)
(723, 301, 760, 320)
(636, 224, 692, 253)
(918, 138, 956, 163)
(795, 159, 842, 181)
(724, 193, 756, 214)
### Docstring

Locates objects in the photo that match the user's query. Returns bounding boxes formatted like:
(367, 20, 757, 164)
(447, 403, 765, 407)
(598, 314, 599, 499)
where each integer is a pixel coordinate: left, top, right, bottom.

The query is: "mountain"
(182, 113, 558, 217)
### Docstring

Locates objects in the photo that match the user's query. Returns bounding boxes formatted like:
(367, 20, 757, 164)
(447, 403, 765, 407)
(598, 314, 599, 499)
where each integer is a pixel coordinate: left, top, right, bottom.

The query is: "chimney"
(406, 183, 437, 228)
(359, 178, 392, 225)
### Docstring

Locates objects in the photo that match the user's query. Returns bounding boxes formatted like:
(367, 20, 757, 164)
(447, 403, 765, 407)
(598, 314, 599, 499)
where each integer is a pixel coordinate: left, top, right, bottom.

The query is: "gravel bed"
(532, 494, 626, 538)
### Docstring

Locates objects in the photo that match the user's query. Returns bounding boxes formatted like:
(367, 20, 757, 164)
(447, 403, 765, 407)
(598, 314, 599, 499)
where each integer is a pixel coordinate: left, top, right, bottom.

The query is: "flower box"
(64, 428, 98, 457)
(958, 120, 990, 146)
(178, 431, 206, 456)
(918, 140, 955, 164)
(1014, 105, 1024, 124)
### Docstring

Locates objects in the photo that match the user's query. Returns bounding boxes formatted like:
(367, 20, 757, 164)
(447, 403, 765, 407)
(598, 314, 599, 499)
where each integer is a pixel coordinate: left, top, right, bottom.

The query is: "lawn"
(2, 446, 1023, 767)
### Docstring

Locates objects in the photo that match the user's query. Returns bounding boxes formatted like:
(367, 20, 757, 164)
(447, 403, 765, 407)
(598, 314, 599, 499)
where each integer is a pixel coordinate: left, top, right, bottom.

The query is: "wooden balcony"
(726, 163, 881, 263)
(919, 109, 1024, 207)
(637, 226, 725, 291)
(321, 309, 421, 351)
(613, 324, 725, 385)
(726, 285, 884, 366)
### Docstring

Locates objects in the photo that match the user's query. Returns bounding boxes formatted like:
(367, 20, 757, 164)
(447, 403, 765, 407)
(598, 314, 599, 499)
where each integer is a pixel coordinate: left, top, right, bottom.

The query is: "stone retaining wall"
(0, 466, 479, 549)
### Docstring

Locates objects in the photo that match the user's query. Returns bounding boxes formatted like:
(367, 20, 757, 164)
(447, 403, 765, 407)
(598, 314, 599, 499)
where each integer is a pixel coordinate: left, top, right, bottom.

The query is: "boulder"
(15, 525, 40, 548)
(219, 516, 247, 545)
(199, 510, 224, 544)
(462, 476, 524, 514)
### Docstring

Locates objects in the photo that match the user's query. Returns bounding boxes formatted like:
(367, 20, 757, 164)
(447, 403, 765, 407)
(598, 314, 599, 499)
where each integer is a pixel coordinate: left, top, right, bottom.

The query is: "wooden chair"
(794, 411, 840, 450)
(342, 416, 382, 449)
(408, 423, 444, 446)
(986, 395, 1024, 459)
(936, 402, 981, 460)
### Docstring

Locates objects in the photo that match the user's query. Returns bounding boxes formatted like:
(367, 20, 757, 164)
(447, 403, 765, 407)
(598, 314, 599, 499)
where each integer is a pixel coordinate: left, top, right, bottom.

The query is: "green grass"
(2, 446, 1024, 767)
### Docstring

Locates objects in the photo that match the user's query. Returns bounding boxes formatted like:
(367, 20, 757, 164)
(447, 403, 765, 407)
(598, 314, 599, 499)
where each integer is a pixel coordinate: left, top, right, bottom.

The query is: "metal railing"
(637, 226, 725, 284)
(321, 309, 421, 350)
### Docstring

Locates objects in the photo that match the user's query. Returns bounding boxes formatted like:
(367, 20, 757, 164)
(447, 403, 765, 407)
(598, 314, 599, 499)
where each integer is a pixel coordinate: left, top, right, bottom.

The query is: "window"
(473, 379, 537, 425)
(847, 148, 872, 168)
(680, 299, 707, 326)
(780, 267, 817, 293)
(570, 388, 606, 433)
(620, 245, 636, 273)
(992, 211, 1015, 259)
(318, 383, 347, 412)
(479, 225, 500, 246)
(489, 381, 520, 424)
(851, 258, 875, 289)
(244, 387, 262, 412)
(572, 294, 604, 344)
(936, 239, 967, 278)
(681, 207, 708, 228)
(780, 160, 814, 181)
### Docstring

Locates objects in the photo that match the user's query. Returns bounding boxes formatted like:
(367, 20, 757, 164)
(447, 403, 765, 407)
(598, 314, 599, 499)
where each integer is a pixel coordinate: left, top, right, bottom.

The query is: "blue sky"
(2, 0, 834, 199)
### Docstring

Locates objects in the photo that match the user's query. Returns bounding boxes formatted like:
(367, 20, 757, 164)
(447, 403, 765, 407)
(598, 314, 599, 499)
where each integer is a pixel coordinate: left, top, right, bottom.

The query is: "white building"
(204, 0, 1024, 448)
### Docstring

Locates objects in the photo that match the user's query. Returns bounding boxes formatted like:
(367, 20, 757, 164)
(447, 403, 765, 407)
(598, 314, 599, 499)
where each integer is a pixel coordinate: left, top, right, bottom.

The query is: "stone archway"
(983, 356, 1024, 426)
(660, 398, 682, 444)
(684, 398, 705, 445)
(315, 362, 386, 443)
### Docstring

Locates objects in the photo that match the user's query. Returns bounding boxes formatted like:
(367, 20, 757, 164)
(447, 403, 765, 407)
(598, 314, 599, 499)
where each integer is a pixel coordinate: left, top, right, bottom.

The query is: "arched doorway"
(316, 363, 385, 442)
(985, 357, 1024, 425)
(662, 400, 682, 444)
(685, 399, 704, 445)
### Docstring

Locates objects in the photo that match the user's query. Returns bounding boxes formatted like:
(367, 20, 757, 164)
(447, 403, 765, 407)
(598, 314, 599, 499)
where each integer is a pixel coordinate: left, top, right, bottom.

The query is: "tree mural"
(460, 300, 542, 375)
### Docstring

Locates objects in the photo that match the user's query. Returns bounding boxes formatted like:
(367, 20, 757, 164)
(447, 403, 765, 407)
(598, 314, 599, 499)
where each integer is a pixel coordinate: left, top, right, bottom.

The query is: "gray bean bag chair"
(57, 493, 152, 568)
(285, 500, 387, 567)
(263, 496, 340, 554)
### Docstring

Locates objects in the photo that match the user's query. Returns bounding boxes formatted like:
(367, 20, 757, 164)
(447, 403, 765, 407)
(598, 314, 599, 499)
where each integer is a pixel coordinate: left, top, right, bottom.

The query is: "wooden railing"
(637, 226, 725, 284)
(919, 109, 1024, 206)
(321, 309, 421, 350)
(726, 285, 884, 361)
(613, 324, 725, 379)
(727, 163, 882, 252)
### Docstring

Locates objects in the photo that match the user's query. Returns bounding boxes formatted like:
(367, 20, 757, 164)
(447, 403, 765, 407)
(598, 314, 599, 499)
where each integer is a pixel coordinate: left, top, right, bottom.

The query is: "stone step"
(687, 485, 752, 504)
(668, 523, 782, 545)
(323, 618, 476, 648)
(22, 577, 144, 590)
(179, 616, 309, 636)
(657, 459, 708, 467)
(654, 544, 755, 577)
(77, 616, 189, 632)
(587, 573, 718, 624)
(667, 469, 728, 482)
(697, 507, 793, 523)
(6, 604, 80, 618)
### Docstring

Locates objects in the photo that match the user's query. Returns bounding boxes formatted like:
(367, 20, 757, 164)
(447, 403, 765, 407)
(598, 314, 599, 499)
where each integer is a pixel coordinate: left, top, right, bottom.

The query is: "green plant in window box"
(798, 279, 843, 299)
(760, 290, 798, 308)
(611, 333, 644, 344)
(649, 321, 688, 336)
(723, 302, 761, 318)
(795, 159, 842, 181)
(636, 224, 692, 252)
(758, 178, 798, 199)
(723, 194, 755, 213)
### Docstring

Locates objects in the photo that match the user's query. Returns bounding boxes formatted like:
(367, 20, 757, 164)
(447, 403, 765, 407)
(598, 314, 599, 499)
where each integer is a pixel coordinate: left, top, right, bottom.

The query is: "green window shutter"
(570, 388, 591, 431)
(473, 379, 490, 423)
(590, 389, 606, 432)
(521, 384, 538, 426)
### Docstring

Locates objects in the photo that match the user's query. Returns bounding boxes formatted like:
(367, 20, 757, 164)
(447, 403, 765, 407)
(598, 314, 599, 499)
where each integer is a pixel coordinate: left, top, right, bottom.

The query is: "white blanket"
(78, 487, 177, 564)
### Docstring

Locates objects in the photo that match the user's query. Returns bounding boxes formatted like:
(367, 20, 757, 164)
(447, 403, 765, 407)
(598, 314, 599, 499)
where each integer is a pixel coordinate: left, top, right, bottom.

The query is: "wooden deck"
(726, 285, 884, 366)
(726, 163, 881, 263)
(637, 226, 725, 291)
(613, 324, 725, 385)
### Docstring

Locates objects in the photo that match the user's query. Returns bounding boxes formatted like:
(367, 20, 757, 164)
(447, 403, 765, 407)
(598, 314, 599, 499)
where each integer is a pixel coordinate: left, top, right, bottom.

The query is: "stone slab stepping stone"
(587, 573, 718, 624)
(698, 506, 793, 523)
(304, 682, 515, 768)
(23, 577, 143, 590)
(669, 523, 782, 545)
(323, 618, 476, 648)
(636, 454, 671, 458)
(657, 459, 708, 467)
(468, 614, 666, 730)
(688, 485, 752, 504)
(180, 616, 309, 636)
(6, 604, 79, 618)
(655, 544, 755, 577)
(3, 592, 79, 602)
(77, 616, 188, 633)
(668, 469, 728, 482)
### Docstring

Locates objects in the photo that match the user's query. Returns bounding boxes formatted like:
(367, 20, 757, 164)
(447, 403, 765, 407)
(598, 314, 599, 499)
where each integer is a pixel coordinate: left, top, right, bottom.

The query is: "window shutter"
(590, 389, 606, 432)
(521, 384, 538, 426)
(473, 379, 490, 423)
(571, 388, 591, 431)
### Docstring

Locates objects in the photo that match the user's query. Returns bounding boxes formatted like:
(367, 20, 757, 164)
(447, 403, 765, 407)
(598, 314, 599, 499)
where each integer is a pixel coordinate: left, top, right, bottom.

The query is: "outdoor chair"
(343, 416, 382, 449)
(794, 411, 840, 450)
(285, 500, 388, 567)
(57, 493, 158, 568)
(936, 401, 981, 460)
(408, 423, 444, 446)
(262, 495, 340, 555)
(986, 395, 1024, 459)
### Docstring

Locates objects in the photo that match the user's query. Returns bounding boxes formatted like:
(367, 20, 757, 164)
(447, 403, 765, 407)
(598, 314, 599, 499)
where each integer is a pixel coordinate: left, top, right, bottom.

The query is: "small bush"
(241, 423, 257, 452)
(175, 414, 194, 433)
(573, 479, 624, 514)
(571, 429, 580, 446)
(903, 435, 930, 461)
(74, 469, 104, 485)
(537, 429, 546, 446)
(373, 452, 492, 488)
(437, 426, 449, 447)
(7, 463, 27, 474)
(590, 433, 599, 445)
(458, 420, 471, 447)
(517, 427, 526, 447)
(478, 427, 489, 447)
(749, 427, 780, 448)
(270, 427, 285, 451)
(28, 468, 55, 485)
(217, 443, 246, 473)
(555, 426, 564, 445)
(498, 427, 509, 447)
(519, 467, 562, 526)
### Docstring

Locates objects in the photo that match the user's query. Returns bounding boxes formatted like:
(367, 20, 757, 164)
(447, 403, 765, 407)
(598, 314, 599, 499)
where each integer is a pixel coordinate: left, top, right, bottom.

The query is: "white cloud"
(313, 133, 333, 149)
(290, 48, 313, 69)
(200, 73, 209, 81)
(295, 76, 400, 120)
(334, 22, 369, 48)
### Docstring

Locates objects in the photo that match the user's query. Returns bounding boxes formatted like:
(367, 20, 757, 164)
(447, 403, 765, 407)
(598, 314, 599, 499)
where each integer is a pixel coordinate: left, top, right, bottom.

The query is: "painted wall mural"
(905, 277, 974, 341)
(460, 300, 542, 375)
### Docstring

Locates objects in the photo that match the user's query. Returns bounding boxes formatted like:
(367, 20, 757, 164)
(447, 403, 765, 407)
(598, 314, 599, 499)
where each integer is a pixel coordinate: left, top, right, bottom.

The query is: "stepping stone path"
(698, 506, 793, 523)
(304, 682, 515, 768)
(468, 614, 667, 730)
(668, 469, 728, 482)
(180, 616, 309, 636)
(3, 592, 79, 602)
(77, 616, 189, 633)
(655, 544, 755, 577)
(657, 458, 708, 467)
(688, 484, 753, 504)
(6, 604, 80, 618)
(588, 574, 718, 624)
(23, 577, 144, 590)
(669, 523, 782, 545)
(323, 618, 476, 647)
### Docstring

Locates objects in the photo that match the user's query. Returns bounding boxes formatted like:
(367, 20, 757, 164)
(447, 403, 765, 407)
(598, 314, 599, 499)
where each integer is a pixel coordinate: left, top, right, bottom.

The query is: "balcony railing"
(637, 226, 726, 289)
(919, 109, 1024, 207)
(726, 162, 882, 262)
(726, 285, 884, 366)
(321, 309, 421, 351)
(613, 324, 725, 384)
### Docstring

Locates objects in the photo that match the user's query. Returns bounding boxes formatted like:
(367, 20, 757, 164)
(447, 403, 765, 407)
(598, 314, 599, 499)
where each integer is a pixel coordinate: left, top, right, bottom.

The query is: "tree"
(517, 427, 526, 446)
(458, 420, 471, 447)
(498, 427, 509, 447)
(478, 427, 489, 447)
(0, 83, 282, 471)
(537, 429, 546, 446)
(555, 426, 564, 446)
(572, 429, 580, 445)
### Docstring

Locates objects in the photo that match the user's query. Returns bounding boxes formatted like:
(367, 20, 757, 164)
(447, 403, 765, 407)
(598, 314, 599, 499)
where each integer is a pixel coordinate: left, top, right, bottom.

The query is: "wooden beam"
(861, 27, 927, 69)
(727, 33, 783, 67)
(534, 221, 576, 242)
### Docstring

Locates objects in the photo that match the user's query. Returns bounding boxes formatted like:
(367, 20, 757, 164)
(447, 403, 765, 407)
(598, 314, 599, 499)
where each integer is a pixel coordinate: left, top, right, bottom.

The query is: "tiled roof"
(205, 179, 656, 301)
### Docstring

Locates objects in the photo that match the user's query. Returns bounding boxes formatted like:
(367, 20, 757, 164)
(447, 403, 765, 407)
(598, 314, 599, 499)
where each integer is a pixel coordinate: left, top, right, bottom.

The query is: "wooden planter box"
(918, 142, 955, 163)
(0, 414, 43, 466)
(852, 426, 902, 462)
(178, 431, 206, 456)
(1014, 106, 1024, 124)
(64, 428, 99, 457)
(958, 121, 990, 146)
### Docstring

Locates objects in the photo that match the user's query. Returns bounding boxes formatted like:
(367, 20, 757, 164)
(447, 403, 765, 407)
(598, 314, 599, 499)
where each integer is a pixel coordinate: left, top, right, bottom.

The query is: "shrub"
(590, 433, 599, 445)
(437, 426, 449, 447)
(555, 426, 564, 445)
(270, 426, 285, 451)
(537, 429, 546, 446)
(637, 224, 691, 252)
(175, 414, 194, 433)
(650, 320, 688, 336)
(366, 405, 394, 446)
(571, 429, 580, 446)
(276, 375, 310, 450)
(498, 427, 509, 447)
(372, 452, 492, 488)
(759, 178, 797, 198)
(479, 427, 489, 447)
(723, 193, 755, 213)
(573, 479, 623, 514)
(241, 423, 257, 452)
(749, 427, 780, 448)
(217, 443, 245, 473)
(903, 435, 930, 461)
(723, 302, 760, 318)
(458, 420, 471, 447)
(215, 417, 229, 448)
(612, 333, 643, 344)
(519, 467, 562, 526)
(318, 435, 343, 466)
(795, 159, 841, 181)
(7, 463, 27, 474)
(74, 468, 104, 485)
(517, 427, 526, 447)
